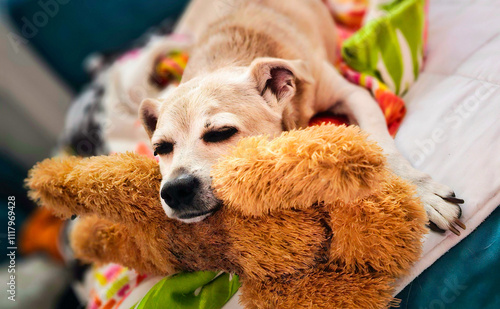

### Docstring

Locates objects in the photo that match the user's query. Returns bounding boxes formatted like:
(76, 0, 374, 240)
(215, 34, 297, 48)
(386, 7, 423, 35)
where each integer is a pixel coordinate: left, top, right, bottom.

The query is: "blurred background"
(0, 1, 189, 307)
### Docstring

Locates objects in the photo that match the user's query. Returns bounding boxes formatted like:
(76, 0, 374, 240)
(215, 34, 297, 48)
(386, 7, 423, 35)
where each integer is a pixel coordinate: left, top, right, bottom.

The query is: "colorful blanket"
(327, 0, 428, 135)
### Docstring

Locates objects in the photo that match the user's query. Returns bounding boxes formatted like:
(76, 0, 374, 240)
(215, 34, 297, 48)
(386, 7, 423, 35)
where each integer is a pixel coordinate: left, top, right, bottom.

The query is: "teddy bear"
(26, 124, 427, 308)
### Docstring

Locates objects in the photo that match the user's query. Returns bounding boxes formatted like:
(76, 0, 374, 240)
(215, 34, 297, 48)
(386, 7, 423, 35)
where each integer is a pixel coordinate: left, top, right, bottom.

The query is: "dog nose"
(161, 174, 200, 210)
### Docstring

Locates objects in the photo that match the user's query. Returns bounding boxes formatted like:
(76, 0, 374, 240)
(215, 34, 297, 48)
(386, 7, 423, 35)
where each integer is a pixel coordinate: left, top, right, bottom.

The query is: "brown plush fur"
(26, 124, 427, 308)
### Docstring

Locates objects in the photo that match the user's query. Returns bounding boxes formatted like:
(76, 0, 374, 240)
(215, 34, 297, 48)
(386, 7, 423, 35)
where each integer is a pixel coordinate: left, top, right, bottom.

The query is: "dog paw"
(413, 176, 466, 235)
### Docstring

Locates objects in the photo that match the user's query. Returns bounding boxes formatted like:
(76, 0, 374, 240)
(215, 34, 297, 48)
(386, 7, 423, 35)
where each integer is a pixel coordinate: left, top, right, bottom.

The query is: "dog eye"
(202, 127, 238, 143)
(153, 142, 174, 156)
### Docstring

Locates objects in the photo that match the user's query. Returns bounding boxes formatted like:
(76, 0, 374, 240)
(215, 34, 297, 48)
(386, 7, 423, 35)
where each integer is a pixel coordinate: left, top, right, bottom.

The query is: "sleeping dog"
(139, 0, 464, 233)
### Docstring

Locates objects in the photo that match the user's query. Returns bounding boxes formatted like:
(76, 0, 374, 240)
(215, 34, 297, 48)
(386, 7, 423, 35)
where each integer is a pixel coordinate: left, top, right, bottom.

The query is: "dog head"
(139, 57, 313, 222)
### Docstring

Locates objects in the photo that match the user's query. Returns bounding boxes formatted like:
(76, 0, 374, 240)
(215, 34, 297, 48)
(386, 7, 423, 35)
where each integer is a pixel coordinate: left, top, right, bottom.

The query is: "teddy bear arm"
(71, 216, 179, 276)
(27, 153, 165, 227)
(327, 175, 428, 277)
(26, 156, 82, 219)
(212, 125, 388, 217)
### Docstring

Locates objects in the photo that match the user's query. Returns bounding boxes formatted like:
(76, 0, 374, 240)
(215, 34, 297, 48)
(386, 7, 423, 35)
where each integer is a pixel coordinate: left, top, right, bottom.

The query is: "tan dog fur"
(139, 0, 463, 232)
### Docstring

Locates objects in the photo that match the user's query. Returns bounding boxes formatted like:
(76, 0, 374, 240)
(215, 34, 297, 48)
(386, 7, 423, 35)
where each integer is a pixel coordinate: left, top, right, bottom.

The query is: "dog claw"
(443, 196, 465, 204)
(449, 225, 461, 236)
(428, 222, 446, 233)
(428, 219, 466, 236)
(454, 219, 466, 230)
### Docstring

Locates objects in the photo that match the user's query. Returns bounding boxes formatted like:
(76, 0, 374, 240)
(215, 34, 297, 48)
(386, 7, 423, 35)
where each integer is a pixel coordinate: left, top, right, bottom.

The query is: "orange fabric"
(20, 207, 65, 262)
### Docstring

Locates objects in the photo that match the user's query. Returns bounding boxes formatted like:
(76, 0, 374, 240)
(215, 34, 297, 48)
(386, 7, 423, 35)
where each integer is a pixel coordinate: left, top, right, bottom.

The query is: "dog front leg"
(314, 62, 465, 234)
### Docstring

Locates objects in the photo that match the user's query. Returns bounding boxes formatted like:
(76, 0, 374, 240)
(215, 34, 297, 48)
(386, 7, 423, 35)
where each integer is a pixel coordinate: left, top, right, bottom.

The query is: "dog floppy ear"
(139, 98, 160, 138)
(249, 57, 313, 104)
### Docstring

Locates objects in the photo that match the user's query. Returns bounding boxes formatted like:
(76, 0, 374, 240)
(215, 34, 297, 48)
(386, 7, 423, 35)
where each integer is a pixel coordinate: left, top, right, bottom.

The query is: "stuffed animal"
(26, 124, 427, 308)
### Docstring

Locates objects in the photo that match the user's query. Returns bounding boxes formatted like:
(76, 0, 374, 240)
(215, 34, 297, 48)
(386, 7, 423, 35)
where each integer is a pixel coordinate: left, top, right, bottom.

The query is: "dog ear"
(249, 57, 313, 103)
(139, 98, 160, 138)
